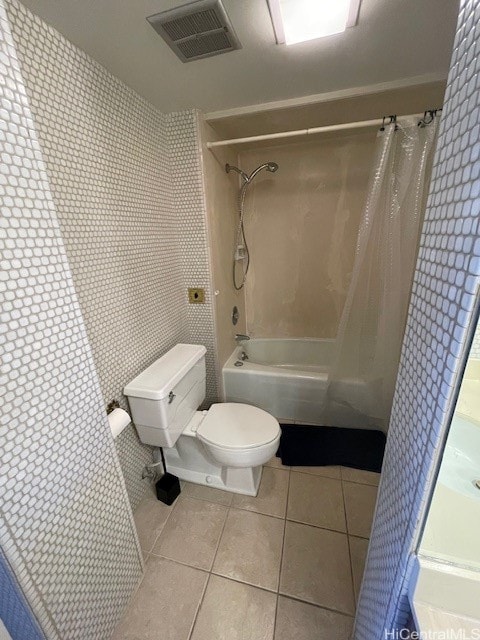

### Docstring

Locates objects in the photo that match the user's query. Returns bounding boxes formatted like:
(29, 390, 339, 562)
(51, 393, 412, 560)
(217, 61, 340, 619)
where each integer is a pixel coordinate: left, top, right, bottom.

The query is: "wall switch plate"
(188, 287, 205, 304)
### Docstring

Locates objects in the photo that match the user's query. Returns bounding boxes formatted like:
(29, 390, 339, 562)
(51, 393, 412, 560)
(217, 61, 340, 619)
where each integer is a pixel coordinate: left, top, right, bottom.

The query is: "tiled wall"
(355, 0, 480, 636)
(0, 2, 144, 638)
(0, 549, 44, 640)
(167, 110, 219, 402)
(5, 0, 219, 510)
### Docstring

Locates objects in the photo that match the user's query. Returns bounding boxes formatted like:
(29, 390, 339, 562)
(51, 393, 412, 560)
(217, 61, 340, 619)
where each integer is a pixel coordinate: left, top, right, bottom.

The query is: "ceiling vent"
(147, 0, 242, 63)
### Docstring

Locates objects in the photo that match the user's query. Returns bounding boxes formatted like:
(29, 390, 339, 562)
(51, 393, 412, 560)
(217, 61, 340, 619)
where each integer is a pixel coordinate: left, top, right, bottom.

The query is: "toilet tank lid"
(124, 344, 206, 400)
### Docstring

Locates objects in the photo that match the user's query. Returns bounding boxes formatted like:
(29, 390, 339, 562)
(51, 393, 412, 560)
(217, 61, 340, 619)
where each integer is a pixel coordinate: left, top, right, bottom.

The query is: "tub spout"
(235, 334, 250, 341)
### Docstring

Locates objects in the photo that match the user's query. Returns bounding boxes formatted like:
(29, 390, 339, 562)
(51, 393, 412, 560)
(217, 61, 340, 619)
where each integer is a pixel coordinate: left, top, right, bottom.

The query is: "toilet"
(124, 344, 281, 496)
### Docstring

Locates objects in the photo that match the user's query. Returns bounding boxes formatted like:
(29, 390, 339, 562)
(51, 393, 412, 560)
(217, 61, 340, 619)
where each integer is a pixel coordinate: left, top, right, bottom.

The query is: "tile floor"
(112, 458, 379, 640)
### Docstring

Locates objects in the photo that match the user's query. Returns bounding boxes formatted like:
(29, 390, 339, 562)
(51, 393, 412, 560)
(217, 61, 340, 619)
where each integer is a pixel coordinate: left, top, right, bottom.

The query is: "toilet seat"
(197, 403, 280, 450)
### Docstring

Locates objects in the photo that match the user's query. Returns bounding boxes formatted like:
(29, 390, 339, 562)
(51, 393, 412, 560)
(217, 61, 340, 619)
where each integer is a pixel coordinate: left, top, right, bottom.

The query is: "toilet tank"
(124, 344, 207, 447)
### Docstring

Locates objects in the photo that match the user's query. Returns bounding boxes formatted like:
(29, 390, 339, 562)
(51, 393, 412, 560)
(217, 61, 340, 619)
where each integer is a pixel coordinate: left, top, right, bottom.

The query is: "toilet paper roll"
(108, 408, 131, 439)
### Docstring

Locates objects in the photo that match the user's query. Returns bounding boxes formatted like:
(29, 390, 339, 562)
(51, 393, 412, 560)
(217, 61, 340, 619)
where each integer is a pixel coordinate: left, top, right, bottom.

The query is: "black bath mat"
(277, 424, 386, 473)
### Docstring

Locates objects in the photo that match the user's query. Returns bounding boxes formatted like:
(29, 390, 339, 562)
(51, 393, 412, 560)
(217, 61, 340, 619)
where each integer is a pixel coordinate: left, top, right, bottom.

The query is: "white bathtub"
(223, 338, 371, 427)
(420, 358, 480, 570)
(420, 414, 480, 570)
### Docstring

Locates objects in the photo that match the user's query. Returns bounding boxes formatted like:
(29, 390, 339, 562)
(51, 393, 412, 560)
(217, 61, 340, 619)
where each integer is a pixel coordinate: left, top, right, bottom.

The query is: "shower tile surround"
(355, 0, 480, 637)
(0, 1, 143, 638)
(5, 0, 219, 511)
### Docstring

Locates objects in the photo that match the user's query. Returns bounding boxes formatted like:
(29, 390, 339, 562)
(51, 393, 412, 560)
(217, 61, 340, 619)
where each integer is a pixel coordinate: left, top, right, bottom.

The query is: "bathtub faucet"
(235, 334, 250, 341)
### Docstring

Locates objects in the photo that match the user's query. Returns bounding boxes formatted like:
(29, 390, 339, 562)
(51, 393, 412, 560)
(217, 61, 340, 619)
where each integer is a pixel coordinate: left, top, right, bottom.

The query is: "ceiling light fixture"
(267, 0, 361, 46)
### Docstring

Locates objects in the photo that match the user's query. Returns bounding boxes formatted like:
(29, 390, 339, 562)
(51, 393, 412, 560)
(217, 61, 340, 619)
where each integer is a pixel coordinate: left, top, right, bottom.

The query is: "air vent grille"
(161, 9, 223, 40)
(147, 0, 241, 63)
(177, 31, 233, 59)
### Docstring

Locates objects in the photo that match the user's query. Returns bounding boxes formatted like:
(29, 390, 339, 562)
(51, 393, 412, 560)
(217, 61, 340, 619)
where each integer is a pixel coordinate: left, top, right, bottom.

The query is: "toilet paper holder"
(106, 399, 120, 414)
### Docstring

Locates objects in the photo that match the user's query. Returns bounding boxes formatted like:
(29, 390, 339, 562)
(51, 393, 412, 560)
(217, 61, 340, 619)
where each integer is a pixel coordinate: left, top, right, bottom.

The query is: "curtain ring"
(418, 110, 435, 127)
(380, 115, 397, 132)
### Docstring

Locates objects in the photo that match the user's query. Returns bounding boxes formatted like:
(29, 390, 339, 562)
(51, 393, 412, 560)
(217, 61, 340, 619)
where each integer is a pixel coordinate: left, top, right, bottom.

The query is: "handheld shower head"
(247, 161, 279, 182)
(226, 159, 278, 290)
(226, 162, 279, 183)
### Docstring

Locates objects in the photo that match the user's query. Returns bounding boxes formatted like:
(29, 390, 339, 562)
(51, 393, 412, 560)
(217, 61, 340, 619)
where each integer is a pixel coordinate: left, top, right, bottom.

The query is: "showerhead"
(247, 161, 279, 182)
(225, 161, 279, 183)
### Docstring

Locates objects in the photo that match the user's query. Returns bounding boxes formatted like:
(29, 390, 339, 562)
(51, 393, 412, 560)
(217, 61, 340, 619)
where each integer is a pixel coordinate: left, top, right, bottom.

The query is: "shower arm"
(225, 163, 249, 183)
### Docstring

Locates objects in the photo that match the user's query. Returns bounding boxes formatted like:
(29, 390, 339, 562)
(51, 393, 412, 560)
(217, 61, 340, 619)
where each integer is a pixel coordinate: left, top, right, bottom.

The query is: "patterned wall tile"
(167, 110, 219, 402)
(0, 2, 144, 638)
(0, 548, 44, 640)
(4, 0, 198, 509)
(355, 0, 480, 636)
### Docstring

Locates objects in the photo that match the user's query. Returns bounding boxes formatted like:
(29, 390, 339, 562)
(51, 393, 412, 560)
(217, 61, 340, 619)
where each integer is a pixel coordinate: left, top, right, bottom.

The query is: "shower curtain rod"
(206, 112, 428, 149)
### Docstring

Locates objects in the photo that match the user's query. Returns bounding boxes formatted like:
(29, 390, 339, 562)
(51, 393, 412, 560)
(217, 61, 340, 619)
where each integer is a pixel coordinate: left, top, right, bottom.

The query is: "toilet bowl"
(195, 402, 280, 467)
(124, 344, 281, 496)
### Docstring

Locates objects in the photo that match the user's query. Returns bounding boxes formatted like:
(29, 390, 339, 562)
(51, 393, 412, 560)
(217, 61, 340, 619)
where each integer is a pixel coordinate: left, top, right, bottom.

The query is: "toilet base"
(164, 434, 263, 496)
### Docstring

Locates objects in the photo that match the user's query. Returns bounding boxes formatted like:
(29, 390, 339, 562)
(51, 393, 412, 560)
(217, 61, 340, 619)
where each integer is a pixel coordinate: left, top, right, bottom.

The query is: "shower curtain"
(325, 116, 439, 431)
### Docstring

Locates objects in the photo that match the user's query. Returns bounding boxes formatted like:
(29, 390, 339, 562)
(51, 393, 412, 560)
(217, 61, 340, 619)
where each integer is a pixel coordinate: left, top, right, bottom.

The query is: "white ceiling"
(20, 0, 459, 114)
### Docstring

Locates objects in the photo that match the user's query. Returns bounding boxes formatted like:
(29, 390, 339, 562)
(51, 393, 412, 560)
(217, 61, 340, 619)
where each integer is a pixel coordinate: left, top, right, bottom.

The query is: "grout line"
(289, 469, 342, 480)
(188, 500, 232, 640)
(285, 517, 348, 535)
(276, 592, 356, 619)
(209, 500, 231, 573)
(179, 493, 233, 510)
(282, 469, 290, 521)
(114, 491, 172, 631)
(347, 534, 371, 605)
(341, 478, 380, 490)
(341, 477, 357, 612)
(273, 468, 291, 637)
(265, 462, 290, 470)
(340, 465, 381, 484)
(181, 492, 235, 508)
(181, 485, 234, 507)
(187, 570, 211, 640)
(142, 494, 179, 554)
(348, 533, 371, 542)
(181, 481, 287, 519)
(210, 570, 279, 595)
(273, 593, 279, 640)
(228, 505, 286, 521)
(148, 552, 211, 574)
(342, 479, 380, 488)
(290, 467, 380, 488)
(117, 555, 150, 618)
